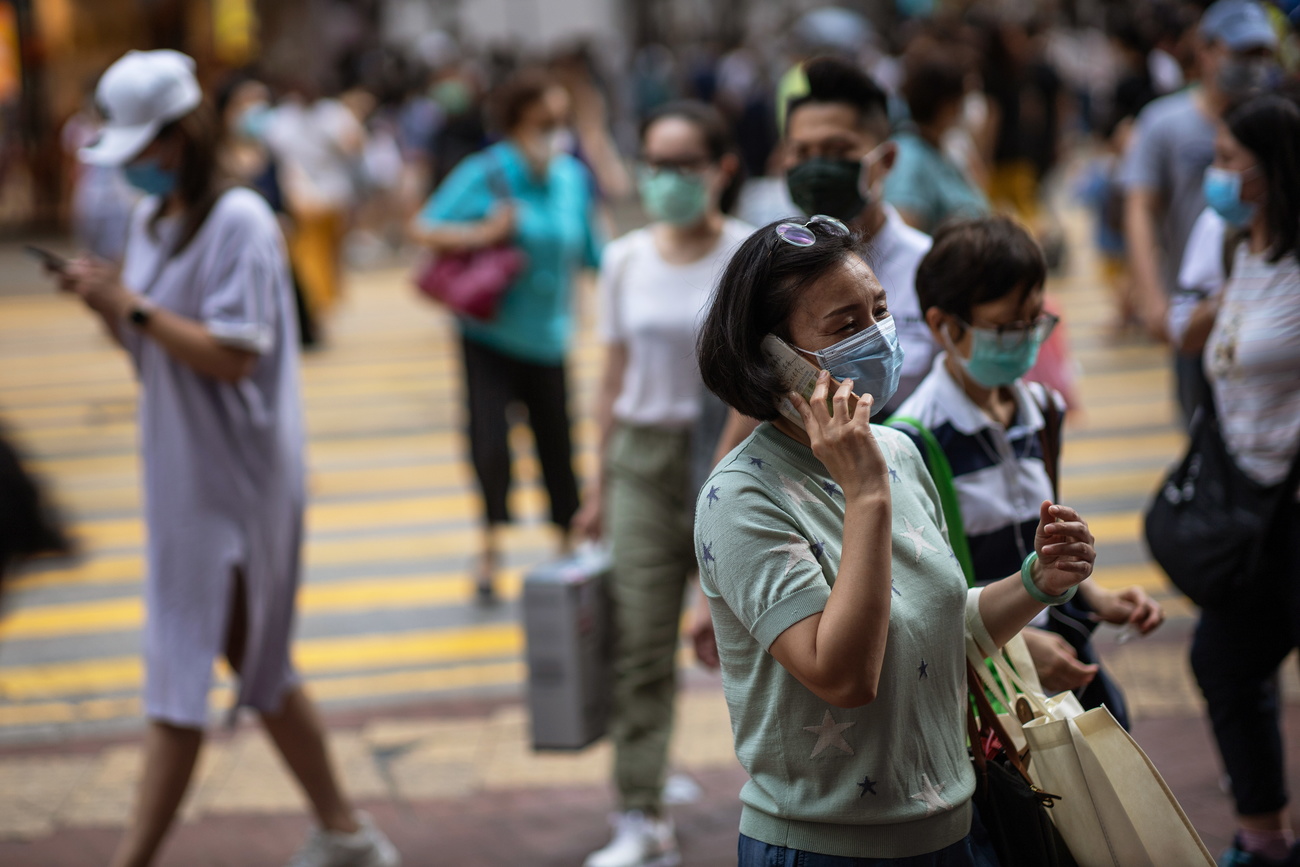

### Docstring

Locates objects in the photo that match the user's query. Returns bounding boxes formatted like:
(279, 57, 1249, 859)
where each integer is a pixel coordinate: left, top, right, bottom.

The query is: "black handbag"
(966, 662, 1076, 867)
(1143, 399, 1300, 608)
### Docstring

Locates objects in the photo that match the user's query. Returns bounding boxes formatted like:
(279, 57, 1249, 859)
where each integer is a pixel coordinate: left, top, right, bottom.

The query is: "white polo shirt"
(863, 205, 936, 412)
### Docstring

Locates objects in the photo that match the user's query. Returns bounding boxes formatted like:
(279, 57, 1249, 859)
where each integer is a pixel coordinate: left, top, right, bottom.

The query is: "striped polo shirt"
(890, 354, 1066, 587)
(1205, 248, 1300, 497)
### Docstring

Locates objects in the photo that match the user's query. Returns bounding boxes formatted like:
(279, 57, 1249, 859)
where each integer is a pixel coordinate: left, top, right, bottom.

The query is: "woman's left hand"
(1090, 586, 1165, 635)
(63, 257, 134, 319)
(1033, 501, 1096, 597)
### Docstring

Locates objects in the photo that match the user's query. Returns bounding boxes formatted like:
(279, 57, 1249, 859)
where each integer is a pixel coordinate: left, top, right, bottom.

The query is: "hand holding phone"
(761, 335, 863, 430)
(24, 245, 70, 275)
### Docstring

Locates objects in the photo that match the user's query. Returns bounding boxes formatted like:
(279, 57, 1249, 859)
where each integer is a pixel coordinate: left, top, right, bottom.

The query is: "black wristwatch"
(128, 302, 153, 329)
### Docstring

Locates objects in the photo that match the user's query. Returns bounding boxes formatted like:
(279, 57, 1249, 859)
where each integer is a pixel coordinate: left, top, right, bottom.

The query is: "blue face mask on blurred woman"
(1203, 166, 1258, 228)
(123, 158, 178, 197)
(792, 315, 904, 412)
(237, 103, 274, 142)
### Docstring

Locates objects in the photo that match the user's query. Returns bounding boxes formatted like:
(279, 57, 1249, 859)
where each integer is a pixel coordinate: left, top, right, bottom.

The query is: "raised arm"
(768, 373, 894, 708)
(976, 500, 1096, 648)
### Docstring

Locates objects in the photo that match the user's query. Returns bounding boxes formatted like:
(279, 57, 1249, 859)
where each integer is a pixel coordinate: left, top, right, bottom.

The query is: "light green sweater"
(695, 422, 996, 858)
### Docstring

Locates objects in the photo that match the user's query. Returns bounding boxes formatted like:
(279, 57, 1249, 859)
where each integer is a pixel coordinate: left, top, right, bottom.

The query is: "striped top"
(891, 354, 1065, 587)
(1204, 248, 1300, 494)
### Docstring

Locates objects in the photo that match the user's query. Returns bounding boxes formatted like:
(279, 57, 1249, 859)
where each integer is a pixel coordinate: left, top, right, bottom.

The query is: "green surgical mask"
(786, 157, 865, 223)
(638, 167, 710, 227)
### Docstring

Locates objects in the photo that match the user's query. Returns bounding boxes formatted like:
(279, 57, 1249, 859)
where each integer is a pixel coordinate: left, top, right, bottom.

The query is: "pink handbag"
(414, 150, 525, 321)
(415, 244, 526, 321)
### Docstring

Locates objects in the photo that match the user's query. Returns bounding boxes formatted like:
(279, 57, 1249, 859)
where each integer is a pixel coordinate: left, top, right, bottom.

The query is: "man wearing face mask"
(781, 56, 937, 415)
(1121, 0, 1278, 419)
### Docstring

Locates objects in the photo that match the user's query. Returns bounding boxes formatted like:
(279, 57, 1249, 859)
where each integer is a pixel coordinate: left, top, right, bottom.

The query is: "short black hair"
(786, 56, 890, 140)
(915, 216, 1046, 324)
(1225, 94, 1300, 264)
(901, 51, 967, 126)
(698, 218, 861, 421)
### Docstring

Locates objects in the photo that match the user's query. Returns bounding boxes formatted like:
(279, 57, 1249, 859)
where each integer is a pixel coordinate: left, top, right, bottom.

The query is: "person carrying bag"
(968, 632, 1214, 867)
(412, 149, 525, 321)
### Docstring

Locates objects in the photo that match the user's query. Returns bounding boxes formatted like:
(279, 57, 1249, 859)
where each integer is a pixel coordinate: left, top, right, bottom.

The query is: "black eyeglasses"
(963, 312, 1060, 349)
(773, 215, 850, 247)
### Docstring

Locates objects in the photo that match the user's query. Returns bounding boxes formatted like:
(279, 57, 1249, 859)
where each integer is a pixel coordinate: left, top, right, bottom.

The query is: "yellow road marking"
(0, 571, 526, 640)
(0, 622, 523, 700)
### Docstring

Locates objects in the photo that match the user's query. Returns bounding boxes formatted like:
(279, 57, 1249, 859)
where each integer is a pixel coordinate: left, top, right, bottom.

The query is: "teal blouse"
(418, 141, 603, 364)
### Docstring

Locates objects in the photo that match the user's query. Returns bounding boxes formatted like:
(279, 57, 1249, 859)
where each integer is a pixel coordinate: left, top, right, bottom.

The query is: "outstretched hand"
(1032, 501, 1095, 597)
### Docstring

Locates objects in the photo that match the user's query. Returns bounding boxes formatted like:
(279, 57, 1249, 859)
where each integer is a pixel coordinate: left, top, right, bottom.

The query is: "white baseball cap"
(79, 50, 201, 167)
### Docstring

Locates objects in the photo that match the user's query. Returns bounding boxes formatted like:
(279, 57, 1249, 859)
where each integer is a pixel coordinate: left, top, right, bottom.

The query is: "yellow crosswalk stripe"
(0, 571, 527, 640)
(0, 622, 523, 701)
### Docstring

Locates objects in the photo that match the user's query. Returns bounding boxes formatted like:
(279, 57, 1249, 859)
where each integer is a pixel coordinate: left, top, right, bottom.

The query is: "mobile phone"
(24, 245, 69, 274)
(760, 335, 862, 431)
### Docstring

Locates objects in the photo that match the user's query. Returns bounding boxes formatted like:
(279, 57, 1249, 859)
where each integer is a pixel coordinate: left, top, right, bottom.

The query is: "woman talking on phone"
(694, 216, 1098, 865)
(62, 51, 396, 867)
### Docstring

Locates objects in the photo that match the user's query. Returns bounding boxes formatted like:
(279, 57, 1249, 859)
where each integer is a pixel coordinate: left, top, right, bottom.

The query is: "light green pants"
(606, 423, 696, 814)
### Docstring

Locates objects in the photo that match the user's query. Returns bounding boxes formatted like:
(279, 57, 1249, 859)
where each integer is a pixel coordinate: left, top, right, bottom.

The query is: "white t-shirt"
(266, 98, 363, 209)
(599, 218, 753, 427)
(1168, 207, 1228, 346)
(865, 205, 935, 411)
(1205, 247, 1300, 493)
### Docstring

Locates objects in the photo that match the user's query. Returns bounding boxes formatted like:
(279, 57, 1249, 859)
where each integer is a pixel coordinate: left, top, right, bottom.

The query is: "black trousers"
(1190, 496, 1300, 817)
(460, 337, 579, 529)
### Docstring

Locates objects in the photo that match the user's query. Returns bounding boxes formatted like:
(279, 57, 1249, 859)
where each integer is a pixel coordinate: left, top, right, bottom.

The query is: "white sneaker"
(286, 811, 401, 867)
(583, 811, 681, 867)
(662, 773, 702, 806)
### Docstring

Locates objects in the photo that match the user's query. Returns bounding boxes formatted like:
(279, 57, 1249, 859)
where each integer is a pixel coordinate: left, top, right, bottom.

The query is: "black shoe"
(474, 578, 498, 607)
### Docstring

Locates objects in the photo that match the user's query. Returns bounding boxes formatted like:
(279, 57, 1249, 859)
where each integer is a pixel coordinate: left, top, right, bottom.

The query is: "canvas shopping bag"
(969, 634, 1213, 867)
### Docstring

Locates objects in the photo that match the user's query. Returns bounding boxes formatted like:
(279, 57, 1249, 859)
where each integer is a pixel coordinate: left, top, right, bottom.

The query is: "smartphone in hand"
(24, 245, 69, 275)
(761, 335, 862, 430)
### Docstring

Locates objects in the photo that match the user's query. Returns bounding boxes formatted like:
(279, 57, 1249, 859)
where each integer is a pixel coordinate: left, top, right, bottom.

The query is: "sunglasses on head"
(773, 214, 850, 247)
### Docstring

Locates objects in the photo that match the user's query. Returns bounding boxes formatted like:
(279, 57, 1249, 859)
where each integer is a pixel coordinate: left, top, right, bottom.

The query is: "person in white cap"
(62, 50, 399, 867)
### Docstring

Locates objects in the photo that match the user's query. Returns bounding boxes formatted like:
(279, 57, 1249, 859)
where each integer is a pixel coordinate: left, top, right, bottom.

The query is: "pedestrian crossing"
(0, 222, 1190, 742)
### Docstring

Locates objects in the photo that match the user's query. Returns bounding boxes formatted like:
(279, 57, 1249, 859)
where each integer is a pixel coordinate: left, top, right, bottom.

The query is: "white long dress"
(119, 187, 305, 728)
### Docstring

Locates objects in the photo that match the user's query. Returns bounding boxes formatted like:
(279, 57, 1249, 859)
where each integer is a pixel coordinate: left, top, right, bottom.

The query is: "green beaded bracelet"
(1021, 552, 1078, 606)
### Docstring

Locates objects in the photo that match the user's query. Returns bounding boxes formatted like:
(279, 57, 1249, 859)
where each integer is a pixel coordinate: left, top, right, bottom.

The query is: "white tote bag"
(968, 634, 1213, 867)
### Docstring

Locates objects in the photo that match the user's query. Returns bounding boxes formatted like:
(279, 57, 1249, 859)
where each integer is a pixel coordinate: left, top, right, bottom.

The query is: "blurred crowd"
(7, 1, 1300, 866)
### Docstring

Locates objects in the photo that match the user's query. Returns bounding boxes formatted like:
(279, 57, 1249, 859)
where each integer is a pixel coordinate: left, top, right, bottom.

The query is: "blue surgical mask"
(123, 158, 177, 197)
(238, 103, 273, 142)
(945, 315, 1056, 388)
(1203, 166, 1257, 228)
(794, 315, 904, 414)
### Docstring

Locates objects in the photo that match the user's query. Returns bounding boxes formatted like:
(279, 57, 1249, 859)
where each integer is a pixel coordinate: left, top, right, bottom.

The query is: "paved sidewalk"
(1, 619, 1297, 866)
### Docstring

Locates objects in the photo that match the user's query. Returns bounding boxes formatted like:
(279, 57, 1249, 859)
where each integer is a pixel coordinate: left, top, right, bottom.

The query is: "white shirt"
(865, 205, 936, 411)
(266, 98, 363, 209)
(599, 218, 753, 427)
(1168, 207, 1227, 346)
(1205, 248, 1300, 492)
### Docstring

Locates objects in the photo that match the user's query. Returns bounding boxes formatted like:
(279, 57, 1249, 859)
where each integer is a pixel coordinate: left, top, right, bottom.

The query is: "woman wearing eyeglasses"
(890, 216, 1163, 723)
(695, 214, 1098, 865)
(573, 101, 750, 867)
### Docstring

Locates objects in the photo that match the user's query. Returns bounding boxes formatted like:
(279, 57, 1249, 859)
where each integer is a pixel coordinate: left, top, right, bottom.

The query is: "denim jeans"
(737, 829, 1001, 867)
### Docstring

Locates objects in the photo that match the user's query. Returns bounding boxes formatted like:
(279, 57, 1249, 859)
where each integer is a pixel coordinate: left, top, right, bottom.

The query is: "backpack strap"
(1028, 383, 1062, 502)
(888, 415, 976, 588)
